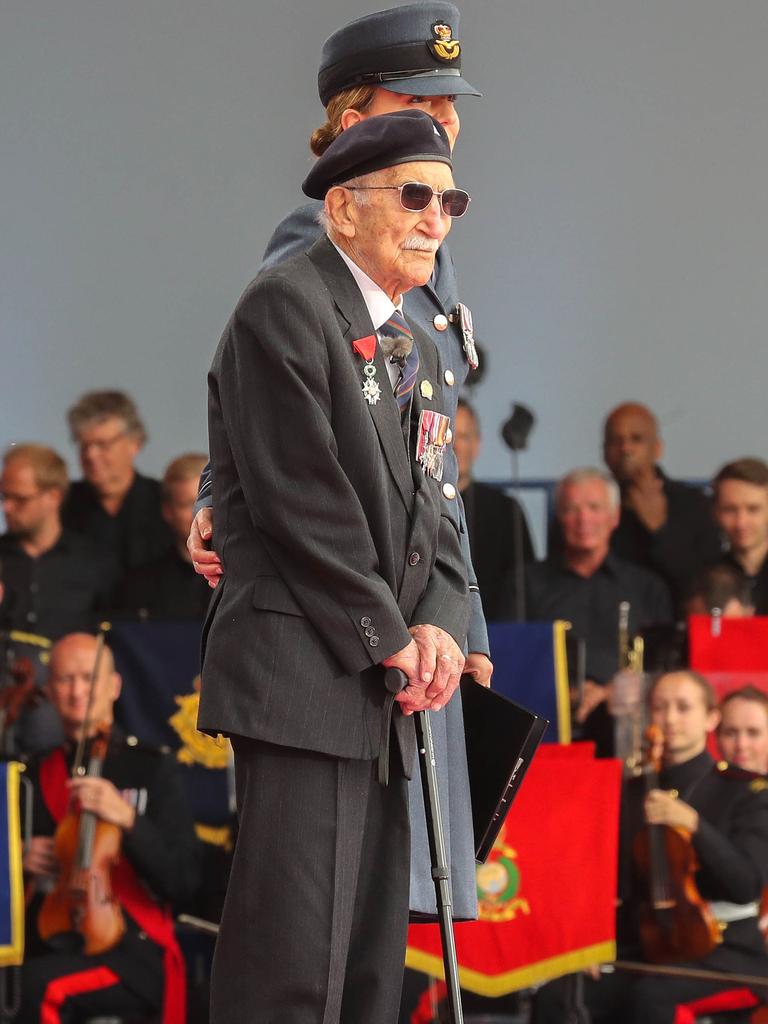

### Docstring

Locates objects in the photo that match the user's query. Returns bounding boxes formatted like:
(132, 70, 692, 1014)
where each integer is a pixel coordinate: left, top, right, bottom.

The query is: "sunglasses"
(344, 181, 471, 218)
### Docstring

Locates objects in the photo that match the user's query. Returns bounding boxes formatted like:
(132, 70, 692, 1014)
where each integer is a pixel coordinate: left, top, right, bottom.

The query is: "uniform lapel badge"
(455, 302, 479, 369)
(352, 334, 381, 405)
(419, 379, 434, 400)
(416, 409, 451, 481)
(428, 22, 461, 62)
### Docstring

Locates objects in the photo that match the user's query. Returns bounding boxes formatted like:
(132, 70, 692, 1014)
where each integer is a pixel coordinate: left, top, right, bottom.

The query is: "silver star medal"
(362, 362, 381, 405)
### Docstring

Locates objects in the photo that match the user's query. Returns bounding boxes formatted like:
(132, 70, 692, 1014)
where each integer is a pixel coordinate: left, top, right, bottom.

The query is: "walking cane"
(387, 669, 464, 1024)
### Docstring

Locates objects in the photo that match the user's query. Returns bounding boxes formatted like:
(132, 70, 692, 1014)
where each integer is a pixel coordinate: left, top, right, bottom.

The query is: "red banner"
(406, 744, 622, 995)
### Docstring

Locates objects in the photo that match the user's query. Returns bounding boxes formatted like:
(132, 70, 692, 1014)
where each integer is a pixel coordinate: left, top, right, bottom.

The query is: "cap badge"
(428, 22, 461, 63)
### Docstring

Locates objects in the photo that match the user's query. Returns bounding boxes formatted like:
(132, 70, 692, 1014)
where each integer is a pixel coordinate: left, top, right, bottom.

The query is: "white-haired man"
(523, 468, 673, 730)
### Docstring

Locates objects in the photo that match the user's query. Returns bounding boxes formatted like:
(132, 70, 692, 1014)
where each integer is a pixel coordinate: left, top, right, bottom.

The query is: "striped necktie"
(379, 310, 419, 413)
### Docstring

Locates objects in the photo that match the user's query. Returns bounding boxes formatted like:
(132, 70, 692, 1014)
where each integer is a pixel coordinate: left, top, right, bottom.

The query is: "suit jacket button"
(442, 483, 456, 500)
(365, 626, 376, 637)
(360, 616, 371, 627)
(369, 636, 380, 647)
(409, 552, 421, 566)
(433, 314, 449, 331)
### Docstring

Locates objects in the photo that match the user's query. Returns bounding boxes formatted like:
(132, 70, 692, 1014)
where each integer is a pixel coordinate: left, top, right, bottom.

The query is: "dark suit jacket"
(198, 200, 489, 656)
(198, 238, 469, 762)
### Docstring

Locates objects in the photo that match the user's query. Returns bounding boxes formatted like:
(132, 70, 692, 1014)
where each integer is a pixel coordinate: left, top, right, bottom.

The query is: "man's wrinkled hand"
(401, 624, 464, 712)
(187, 508, 223, 588)
(464, 651, 493, 688)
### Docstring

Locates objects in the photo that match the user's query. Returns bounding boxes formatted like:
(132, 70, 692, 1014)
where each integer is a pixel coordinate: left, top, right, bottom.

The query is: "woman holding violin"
(534, 669, 768, 1023)
(20, 632, 201, 1024)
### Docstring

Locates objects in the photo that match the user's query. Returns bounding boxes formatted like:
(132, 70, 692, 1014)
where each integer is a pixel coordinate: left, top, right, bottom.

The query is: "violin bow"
(72, 622, 110, 777)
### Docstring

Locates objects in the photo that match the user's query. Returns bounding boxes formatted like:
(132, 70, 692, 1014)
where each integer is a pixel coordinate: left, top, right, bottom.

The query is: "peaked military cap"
(302, 109, 452, 200)
(317, 2, 481, 106)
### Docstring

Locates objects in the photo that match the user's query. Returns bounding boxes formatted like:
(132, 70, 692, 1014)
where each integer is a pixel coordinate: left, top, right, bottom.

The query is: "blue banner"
(109, 622, 232, 847)
(487, 621, 571, 743)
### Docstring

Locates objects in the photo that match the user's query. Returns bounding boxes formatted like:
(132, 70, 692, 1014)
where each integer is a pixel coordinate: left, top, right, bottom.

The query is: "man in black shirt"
(711, 457, 768, 613)
(61, 390, 172, 573)
(455, 398, 534, 620)
(523, 468, 673, 723)
(115, 453, 211, 620)
(0, 444, 117, 642)
(602, 402, 721, 609)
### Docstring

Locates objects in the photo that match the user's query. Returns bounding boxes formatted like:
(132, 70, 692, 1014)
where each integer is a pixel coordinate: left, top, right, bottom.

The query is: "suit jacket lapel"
(308, 239, 414, 513)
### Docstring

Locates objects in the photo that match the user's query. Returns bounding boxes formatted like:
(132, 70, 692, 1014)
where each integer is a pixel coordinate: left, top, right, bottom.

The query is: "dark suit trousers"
(210, 736, 410, 1024)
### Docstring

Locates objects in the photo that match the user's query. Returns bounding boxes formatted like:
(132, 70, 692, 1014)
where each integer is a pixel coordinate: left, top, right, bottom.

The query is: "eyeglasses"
(0, 489, 44, 506)
(77, 430, 127, 455)
(344, 181, 471, 218)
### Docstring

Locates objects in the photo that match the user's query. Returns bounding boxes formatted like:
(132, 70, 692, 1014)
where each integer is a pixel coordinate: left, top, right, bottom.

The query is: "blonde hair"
(162, 452, 208, 498)
(3, 443, 69, 493)
(310, 85, 378, 156)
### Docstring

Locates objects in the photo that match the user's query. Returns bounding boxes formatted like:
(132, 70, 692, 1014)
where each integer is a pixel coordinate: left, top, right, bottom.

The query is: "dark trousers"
(210, 736, 410, 1024)
(533, 969, 760, 1024)
(18, 945, 163, 1023)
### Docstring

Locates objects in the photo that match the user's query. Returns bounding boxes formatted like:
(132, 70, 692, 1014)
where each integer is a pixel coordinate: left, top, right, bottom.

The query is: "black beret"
(317, 2, 481, 107)
(302, 110, 452, 200)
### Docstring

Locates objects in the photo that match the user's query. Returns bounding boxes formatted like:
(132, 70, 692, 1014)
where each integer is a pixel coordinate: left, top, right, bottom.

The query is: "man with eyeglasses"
(62, 390, 172, 574)
(0, 443, 117, 654)
(199, 111, 470, 1024)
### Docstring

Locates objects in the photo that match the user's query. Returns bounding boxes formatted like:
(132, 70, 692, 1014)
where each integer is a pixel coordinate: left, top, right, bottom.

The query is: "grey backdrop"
(3, 0, 767, 488)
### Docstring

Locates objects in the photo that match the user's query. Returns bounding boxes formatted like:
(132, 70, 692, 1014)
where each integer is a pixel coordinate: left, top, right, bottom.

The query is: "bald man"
(602, 402, 721, 608)
(20, 633, 201, 1024)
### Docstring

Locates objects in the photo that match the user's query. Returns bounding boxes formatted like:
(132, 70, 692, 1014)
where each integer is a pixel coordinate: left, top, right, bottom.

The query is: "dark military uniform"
(534, 750, 768, 1024)
(20, 732, 201, 1024)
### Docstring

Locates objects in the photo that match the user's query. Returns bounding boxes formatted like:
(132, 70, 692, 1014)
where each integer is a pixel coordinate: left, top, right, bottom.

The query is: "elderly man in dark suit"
(199, 111, 470, 1023)
(189, 4, 488, 925)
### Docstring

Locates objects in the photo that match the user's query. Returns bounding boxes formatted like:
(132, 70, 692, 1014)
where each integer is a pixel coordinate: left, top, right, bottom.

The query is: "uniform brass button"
(365, 626, 376, 637)
(369, 636, 380, 647)
(446, 428, 453, 444)
(444, 369, 455, 386)
(360, 616, 371, 627)
(433, 314, 449, 332)
(442, 483, 456, 500)
(409, 552, 421, 566)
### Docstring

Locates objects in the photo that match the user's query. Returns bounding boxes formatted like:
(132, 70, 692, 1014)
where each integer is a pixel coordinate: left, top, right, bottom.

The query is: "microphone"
(500, 404, 536, 620)
(501, 403, 535, 452)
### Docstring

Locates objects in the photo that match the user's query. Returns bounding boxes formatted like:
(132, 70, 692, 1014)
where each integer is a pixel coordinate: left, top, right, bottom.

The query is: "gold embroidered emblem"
(476, 833, 531, 923)
(428, 22, 461, 63)
(169, 677, 231, 769)
(750, 777, 768, 793)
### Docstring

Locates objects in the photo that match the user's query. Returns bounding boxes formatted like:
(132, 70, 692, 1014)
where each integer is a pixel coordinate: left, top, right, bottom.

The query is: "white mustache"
(401, 236, 440, 253)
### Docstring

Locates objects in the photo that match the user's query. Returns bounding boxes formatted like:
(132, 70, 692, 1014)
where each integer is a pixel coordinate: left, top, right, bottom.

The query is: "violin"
(37, 629, 126, 956)
(632, 724, 722, 964)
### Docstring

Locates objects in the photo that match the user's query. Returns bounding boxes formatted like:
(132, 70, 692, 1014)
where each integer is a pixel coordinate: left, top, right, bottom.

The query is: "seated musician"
(717, 686, 768, 942)
(20, 632, 201, 1024)
(534, 669, 768, 1024)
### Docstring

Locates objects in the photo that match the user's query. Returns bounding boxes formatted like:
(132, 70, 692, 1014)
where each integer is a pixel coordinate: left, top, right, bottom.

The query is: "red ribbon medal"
(352, 335, 381, 405)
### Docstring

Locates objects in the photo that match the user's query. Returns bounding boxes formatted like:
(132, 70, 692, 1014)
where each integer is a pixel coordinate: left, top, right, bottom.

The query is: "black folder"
(461, 675, 548, 863)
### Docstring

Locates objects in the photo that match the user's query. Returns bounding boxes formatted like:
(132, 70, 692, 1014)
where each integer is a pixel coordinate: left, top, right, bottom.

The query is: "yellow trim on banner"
(405, 940, 616, 996)
(195, 823, 233, 850)
(8, 630, 51, 650)
(0, 763, 25, 966)
(553, 620, 571, 744)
